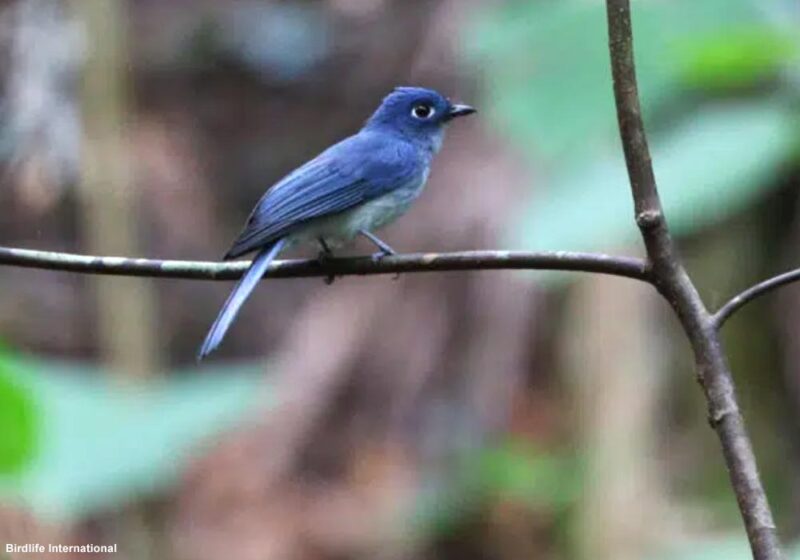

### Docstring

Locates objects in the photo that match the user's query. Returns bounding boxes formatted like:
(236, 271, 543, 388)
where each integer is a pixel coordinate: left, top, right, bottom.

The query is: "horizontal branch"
(713, 267, 800, 329)
(0, 246, 650, 282)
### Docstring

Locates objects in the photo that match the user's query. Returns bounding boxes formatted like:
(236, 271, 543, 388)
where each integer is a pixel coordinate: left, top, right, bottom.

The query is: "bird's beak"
(446, 103, 477, 120)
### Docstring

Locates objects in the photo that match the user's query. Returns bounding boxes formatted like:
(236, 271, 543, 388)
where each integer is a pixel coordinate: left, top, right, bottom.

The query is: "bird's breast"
(291, 170, 429, 249)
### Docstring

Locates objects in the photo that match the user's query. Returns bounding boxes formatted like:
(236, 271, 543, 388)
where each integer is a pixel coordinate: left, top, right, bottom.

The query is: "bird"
(197, 86, 476, 360)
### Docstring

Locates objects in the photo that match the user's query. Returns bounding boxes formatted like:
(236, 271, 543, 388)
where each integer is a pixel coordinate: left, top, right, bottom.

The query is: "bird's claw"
(370, 250, 400, 280)
(370, 250, 394, 263)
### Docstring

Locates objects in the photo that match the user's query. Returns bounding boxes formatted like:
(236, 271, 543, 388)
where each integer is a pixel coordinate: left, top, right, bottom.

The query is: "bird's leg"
(359, 230, 401, 280)
(359, 230, 396, 261)
(317, 238, 336, 285)
(318, 238, 334, 258)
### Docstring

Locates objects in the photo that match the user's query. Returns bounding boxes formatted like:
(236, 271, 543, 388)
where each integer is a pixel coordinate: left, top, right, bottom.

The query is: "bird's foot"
(370, 249, 401, 280)
(370, 248, 395, 263)
(317, 248, 336, 285)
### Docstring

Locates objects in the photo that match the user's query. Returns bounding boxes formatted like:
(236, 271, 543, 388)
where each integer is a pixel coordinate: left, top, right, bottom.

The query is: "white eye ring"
(411, 104, 435, 120)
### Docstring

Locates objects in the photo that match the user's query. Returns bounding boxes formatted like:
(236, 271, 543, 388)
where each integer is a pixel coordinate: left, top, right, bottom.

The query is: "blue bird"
(198, 86, 476, 360)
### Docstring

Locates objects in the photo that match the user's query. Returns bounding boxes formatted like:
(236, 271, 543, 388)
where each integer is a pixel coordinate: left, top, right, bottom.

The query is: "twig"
(0, 246, 649, 282)
(714, 268, 800, 329)
(605, 1, 783, 558)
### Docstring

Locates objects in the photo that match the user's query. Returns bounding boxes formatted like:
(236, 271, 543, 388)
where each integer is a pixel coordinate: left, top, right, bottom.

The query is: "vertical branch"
(604, 1, 783, 559)
(73, 0, 160, 378)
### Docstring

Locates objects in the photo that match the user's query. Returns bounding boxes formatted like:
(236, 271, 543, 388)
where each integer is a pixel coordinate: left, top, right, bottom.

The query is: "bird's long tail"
(197, 238, 287, 361)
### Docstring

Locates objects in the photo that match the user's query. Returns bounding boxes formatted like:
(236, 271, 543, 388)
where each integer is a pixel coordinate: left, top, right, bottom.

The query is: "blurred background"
(0, 0, 798, 558)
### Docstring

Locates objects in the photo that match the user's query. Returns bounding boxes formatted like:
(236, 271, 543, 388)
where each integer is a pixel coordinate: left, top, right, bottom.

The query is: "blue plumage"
(198, 86, 475, 360)
(224, 130, 426, 259)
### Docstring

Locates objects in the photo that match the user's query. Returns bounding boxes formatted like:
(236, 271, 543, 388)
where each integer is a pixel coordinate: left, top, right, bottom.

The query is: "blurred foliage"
(0, 355, 267, 521)
(467, 441, 580, 509)
(676, 26, 799, 91)
(466, 0, 799, 256)
(417, 441, 580, 541)
(522, 101, 797, 252)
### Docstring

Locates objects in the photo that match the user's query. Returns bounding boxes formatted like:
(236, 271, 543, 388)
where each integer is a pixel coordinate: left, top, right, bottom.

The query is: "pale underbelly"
(288, 185, 423, 249)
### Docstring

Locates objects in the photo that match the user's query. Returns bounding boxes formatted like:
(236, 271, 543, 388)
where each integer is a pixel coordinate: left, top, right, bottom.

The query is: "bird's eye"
(411, 103, 435, 120)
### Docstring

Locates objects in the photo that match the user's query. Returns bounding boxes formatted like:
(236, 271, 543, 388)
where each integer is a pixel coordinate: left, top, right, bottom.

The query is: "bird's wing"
(224, 132, 422, 259)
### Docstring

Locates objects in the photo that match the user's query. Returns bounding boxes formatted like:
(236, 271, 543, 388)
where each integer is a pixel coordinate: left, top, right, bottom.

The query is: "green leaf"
(471, 441, 580, 508)
(465, 0, 767, 166)
(0, 357, 269, 522)
(675, 27, 800, 90)
(0, 358, 39, 476)
(514, 101, 798, 254)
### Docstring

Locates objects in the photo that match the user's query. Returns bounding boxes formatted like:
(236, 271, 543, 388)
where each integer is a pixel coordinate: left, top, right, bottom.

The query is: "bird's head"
(365, 86, 476, 149)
